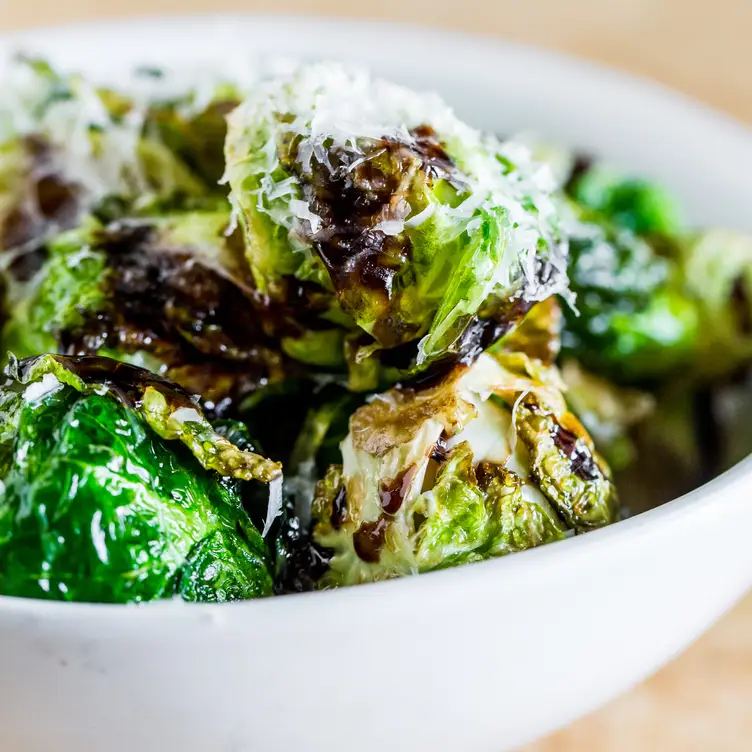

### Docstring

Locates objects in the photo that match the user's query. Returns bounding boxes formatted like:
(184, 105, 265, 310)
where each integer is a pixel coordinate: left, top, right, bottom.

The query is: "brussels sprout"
(312, 351, 617, 585)
(676, 229, 752, 381)
(225, 64, 569, 382)
(0, 354, 279, 603)
(562, 190, 752, 384)
(569, 164, 683, 237)
(0, 57, 239, 257)
(2, 211, 287, 412)
(560, 207, 699, 381)
(559, 165, 752, 385)
(143, 94, 240, 189)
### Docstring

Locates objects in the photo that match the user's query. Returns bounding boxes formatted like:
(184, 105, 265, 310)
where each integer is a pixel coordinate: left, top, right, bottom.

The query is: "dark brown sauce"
(379, 465, 416, 515)
(290, 125, 457, 349)
(75, 224, 296, 361)
(457, 298, 535, 366)
(353, 517, 389, 563)
(430, 432, 449, 463)
(409, 125, 457, 180)
(258, 279, 338, 339)
(53, 220, 285, 413)
(552, 423, 600, 481)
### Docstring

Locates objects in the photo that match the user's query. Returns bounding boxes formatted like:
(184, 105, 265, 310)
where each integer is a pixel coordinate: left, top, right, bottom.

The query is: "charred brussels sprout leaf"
(225, 64, 569, 380)
(7, 355, 282, 481)
(144, 96, 240, 188)
(513, 396, 617, 531)
(494, 297, 562, 365)
(2, 212, 289, 411)
(312, 352, 616, 586)
(0, 355, 277, 603)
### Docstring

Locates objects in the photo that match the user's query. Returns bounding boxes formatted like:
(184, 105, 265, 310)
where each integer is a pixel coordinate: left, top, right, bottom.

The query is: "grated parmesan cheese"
(262, 475, 284, 537)
(169, 407, 203, 425)
(22, 372, 62, 403)
(224, 61, 569, 328)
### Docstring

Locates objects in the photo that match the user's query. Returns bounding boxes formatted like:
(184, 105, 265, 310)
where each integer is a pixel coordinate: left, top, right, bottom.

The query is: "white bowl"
(1, 15, 752, 752)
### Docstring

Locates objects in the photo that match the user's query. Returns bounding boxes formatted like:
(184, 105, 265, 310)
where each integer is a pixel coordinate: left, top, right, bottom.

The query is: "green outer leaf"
(419, 207, 509, 362)
(411, 442, 492, 568)
(481, 462, 567, 556)
(141, 387, 281, 483)
(677, 229, 752, 381)
(0, 386, 272, 603)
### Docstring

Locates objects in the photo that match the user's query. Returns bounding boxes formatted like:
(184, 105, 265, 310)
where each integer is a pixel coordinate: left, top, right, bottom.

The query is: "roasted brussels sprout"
(562, 198, 752, 384)
(1, 211, 287, 412)
(0, 57, 240, 257)
(2, 54, 747, 603)
(560, 207, 699, 381)
(560, 163, 752, 385)
(494, 297, 562, 365)
(0, 354, 279, 603)
(225, 64, 569, 384)
(569, 164, 683, 237)
(312, 351, 617, 585)
(676, 229, 752, 381)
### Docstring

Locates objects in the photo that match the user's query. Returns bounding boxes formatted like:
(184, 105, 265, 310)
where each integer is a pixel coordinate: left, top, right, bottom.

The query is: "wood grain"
(1, 2, 751, 749)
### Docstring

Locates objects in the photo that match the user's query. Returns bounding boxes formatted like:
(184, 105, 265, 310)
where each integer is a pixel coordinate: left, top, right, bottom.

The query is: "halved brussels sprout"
(0, 57, 241, 257)
(2, 211, 288, 412)
(677, 229, 752, 381)
(312, 351, 617, 585)
(225, 64, 569, 384)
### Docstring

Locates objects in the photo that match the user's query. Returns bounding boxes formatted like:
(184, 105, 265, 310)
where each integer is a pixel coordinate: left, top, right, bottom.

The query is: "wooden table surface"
(2, 1, 751, 749)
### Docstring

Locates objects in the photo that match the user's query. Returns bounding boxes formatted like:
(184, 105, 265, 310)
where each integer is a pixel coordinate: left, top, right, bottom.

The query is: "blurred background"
(2, 1, 751, 749)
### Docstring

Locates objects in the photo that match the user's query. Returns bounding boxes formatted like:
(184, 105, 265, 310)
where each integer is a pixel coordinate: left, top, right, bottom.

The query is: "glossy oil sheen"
(0, 385, 273, 603)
